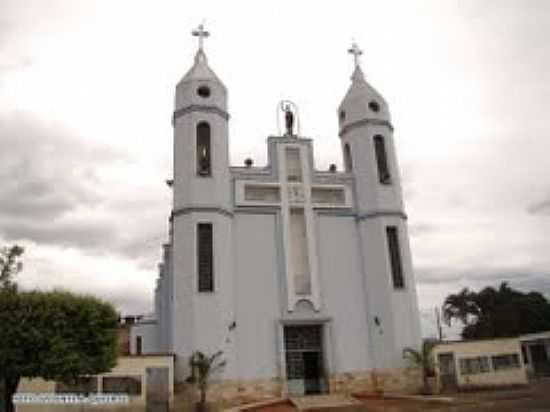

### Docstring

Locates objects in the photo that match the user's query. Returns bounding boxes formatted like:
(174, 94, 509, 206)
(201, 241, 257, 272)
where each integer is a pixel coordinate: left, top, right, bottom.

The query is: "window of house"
(386, 226, 404, 289)
(197, 223, 214, 292)
(492, 353, 520, 371)
(459, 356, 490, 375)
(196, 122, 211, 176)
(136, 336, 142, 355)
(55, 377, 98, 395)
(374, 135, 391, 184)
(344, 143, 353, 172)
(102, 376, 142, 395)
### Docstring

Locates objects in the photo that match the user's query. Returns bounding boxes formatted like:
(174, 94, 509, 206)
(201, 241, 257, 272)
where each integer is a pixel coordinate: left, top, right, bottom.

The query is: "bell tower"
(173, 23, 230, 210)
(338, 43, 422, 369)
(171, 24, 236, 381)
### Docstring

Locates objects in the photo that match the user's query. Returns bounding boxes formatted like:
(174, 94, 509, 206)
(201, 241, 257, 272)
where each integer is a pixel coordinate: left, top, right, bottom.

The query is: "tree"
(187, 350, 226, 411)
(443, 282, 550, 339)
(0, 290, 119, 412)
(403, 341, 435, 394)
(0, 245, 24, 292)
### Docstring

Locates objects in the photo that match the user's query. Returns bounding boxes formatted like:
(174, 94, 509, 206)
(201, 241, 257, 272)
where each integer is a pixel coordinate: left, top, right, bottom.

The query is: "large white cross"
(348, 41, 363, 68)
(234, 145, 353, 312)
(192, 23, 210, 51)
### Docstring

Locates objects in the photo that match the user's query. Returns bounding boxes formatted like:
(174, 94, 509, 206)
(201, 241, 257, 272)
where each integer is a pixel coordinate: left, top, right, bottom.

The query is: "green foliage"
(403, 341, 435, 375)
(0, 289, 119, 412)
(403, 341, 436, 394)
(443, 282, 550, 339)
(0, 245, 24, 292)
(188, 350, 226, 405)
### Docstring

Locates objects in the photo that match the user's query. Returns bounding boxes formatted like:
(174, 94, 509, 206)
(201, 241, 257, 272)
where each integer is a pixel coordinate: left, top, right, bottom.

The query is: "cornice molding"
(339, 118, 394, 137)
(172, 206, 233, 218)
(172, 105, 230, 125)
(356, 209, 407, 221)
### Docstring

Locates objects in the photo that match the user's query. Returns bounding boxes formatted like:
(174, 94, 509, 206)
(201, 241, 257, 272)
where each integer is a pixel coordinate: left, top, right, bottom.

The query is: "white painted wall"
(433, 338, 528, 388)
(130, 322, 158, 355)
(233, 214, 281, 380)
(316, 215, 371, 372)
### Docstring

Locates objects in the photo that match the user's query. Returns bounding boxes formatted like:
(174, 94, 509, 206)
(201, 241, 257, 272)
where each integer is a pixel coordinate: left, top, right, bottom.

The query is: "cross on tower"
(192, 23, 210, 51)
(348, 41, 363, 68)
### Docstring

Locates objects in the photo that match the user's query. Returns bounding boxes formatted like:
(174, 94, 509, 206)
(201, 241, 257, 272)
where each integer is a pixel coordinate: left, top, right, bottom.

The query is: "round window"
(197, 86, 211, 98)
(368, 101, 380, 112)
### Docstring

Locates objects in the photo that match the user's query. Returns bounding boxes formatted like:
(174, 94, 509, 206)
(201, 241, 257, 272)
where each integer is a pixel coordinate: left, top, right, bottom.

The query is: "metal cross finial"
(192, 23, 210, 51)
(348, 41, 363, 68)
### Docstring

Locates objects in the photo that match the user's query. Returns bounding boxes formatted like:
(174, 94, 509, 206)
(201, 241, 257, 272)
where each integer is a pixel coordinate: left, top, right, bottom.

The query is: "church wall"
(357, 217, 421, 369)
(316, 215, 371, 373)
(232, 213, 281, 380)
(388, 218, 422, 357)
(171, 212, 236, 382)
(357, 218, 400, 369)
(171, 215, 196, 381)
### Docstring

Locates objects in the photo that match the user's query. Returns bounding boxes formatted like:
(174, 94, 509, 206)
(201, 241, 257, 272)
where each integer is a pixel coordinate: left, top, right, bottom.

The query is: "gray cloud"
(416, 266, 549, 292)
(0, 111, 168, 265)
(0, 112, 116, 217)
(1, 219, 117, 251)
(527, 199, 550, 216)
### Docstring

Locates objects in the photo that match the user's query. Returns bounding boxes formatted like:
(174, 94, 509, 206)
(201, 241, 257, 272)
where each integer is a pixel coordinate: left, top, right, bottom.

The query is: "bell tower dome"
(174, 45, 227, 115)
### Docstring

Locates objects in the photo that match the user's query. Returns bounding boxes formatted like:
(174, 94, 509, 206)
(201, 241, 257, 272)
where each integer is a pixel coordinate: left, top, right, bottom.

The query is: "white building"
(432, 338, 528, 392)
(134, 27, 422, 398)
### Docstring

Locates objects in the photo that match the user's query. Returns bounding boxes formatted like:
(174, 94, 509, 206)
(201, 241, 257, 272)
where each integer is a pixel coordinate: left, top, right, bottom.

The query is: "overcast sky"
(1, 0, 550, 339)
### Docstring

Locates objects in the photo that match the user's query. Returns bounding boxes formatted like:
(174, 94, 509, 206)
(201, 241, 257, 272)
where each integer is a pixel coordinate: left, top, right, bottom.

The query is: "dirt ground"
(250, 379, 550, 412)
(336, 380, 550, 412)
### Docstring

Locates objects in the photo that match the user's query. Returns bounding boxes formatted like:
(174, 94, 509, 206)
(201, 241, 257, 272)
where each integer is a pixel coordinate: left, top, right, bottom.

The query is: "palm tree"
(442, 282, 550, 339)
(187, 350, 226, 411)
(442, 287, 479, 327)
(403, 341, 435, 394)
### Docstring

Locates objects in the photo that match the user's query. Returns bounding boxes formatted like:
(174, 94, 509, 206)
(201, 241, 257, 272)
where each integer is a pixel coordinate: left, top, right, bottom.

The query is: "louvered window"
(374, 135, 391, 184)
(386, 226, 404, 289)
(197, 223, 213, 292)
(197, 122, 211, 176)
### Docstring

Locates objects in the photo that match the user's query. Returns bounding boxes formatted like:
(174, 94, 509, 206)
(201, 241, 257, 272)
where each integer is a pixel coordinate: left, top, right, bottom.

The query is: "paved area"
(290, 394, 361, 410)
(248, 379, 550, 412)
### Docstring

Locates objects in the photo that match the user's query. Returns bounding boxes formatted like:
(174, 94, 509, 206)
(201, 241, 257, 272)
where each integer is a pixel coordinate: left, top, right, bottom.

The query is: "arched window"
(374, 135, 391, 184)
(343, 143, 353, 172)
(196, 122, 211, 176)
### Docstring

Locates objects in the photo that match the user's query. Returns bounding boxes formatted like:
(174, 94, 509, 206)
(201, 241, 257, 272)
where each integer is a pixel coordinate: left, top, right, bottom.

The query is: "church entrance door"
(284, 325, 326, 395)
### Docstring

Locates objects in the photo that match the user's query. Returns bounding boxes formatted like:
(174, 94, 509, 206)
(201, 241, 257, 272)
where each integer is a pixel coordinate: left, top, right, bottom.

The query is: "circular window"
(197, 86, 211, 98)
(368, 101, 380, 112)
(339, 110, 346, 122)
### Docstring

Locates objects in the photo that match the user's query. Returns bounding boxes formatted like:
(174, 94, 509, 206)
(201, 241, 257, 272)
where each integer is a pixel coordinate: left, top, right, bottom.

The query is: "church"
(132, 25, 422, 399)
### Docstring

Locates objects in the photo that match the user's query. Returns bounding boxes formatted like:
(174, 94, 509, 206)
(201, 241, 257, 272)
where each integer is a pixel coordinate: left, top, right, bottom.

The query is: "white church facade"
(133, 26, 422, 398)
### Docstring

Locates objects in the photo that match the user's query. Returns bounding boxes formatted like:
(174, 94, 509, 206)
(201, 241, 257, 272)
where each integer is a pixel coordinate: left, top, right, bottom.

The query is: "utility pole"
(435, 306, 443, 341)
